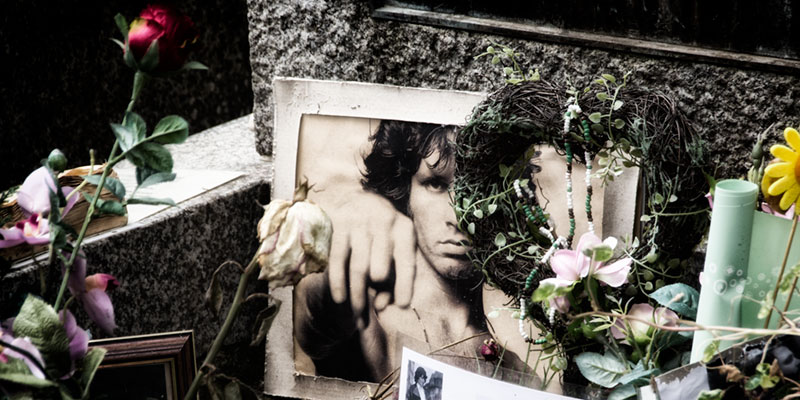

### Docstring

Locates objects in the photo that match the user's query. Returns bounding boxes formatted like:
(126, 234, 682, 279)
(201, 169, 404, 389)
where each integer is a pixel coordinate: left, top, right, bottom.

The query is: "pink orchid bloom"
(762, 202, 796, 220)
(64, 254, 118, 334)
(611, 303, 678, 345)
(0, 214, 51, 248)
(549, 232, 631, 287)
(0, 334, 46, 379)
(16, 166, 78, 218)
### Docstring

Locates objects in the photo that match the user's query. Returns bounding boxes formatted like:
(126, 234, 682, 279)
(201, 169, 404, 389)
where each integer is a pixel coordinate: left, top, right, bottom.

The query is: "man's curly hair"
(361, 120, 455, 216)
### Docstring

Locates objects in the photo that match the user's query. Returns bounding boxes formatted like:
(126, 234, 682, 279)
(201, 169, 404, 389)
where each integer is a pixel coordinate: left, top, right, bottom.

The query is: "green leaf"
(697, 389, 724, 400)
(758, 291, 774, 320)
(110, 37, 125, 51)
(182, 61, 209, 71)
(128, 142, 173, 172)
(648, 283, 699, 319)
(532, 284, 555, 302)
(607, 383, 636, 400)
(618, 362, 660, 385)
(614, 119, 625, 129)
(251, 300, 281, 347)
(506, 78, 522, 85)
(587, 245, 613, 263)
(110, 123, 139, 153)
(596, 93, 609, 101)
(13, 295, 71, 379)
(96, 199, 126, 216)
(613, 100, 624, 111)
(126, 196, 176, 207)
(124, 112, 147, 141)
(703, 340, 720, 363)
(487, 204, 497, 215)
(123, 41, 138, 69)
(527, 245, 537, 255)
(113, 13, 128, 39)
(589, 112, 603, 124)
(498, 164, 510, 178)
(82, 176, 126, 200)
(151, 115, 189, 145)
(779, 263, 800, 293)
(602, 74, 616, 83)
(487, 46, 495, 54)
(639, 215, 651, 223)
(468, 222, 475, 235)
(574, 352, 627, 388)
(653, 193, 664, 204)
(502, 67, 513, 76)
(491, 55, 500, 65)
(668, 194, 678, 203)
(494, 233, 507, 247)
(78, 348, 106, 395)
(473, 209, 484, 219)
(591, 123, 604, 133)
(139, 40, 159, 71)
(0, 358, 56, 388)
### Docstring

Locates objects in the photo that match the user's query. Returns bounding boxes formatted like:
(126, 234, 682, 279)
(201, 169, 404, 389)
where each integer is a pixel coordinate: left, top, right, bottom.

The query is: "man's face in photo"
(408, 145, 472, 280)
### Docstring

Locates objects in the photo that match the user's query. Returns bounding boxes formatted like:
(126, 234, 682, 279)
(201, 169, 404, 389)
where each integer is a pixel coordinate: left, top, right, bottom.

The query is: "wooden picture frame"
(89, 330, 196, 400)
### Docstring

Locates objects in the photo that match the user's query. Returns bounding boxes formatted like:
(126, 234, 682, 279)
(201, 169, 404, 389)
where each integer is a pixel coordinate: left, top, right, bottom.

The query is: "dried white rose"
(256, 184, 333, 288)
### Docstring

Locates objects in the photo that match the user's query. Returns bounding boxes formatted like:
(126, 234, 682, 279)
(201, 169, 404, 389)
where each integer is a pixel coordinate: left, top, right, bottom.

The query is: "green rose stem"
(184, 253, 260, 400)
(763, 216, 799, 329)
(54, 72, 146, 311)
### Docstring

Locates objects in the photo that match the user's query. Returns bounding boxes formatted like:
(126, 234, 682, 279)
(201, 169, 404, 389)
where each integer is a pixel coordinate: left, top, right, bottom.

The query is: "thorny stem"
(765, 216, 799, 328)
(183, 253, 260, 400)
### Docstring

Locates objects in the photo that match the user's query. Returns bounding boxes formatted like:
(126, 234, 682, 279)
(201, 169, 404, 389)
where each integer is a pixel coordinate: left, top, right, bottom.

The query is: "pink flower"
(64, 254, 118, 334)
(611, 303, 678, 345)
(0, 334, 46, 379)
(16, 166, 77, 218)
(762, 202, 796, 220)
(549, 232, 631, 287)
(59, 310, 89, 378)
(0, 214, 51, 248)
(538, 277, 572, 313)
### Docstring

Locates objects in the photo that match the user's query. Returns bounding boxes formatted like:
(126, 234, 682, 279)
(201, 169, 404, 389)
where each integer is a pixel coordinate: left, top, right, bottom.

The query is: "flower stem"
(764, 216, 799, 328)
(183, 253, 260, 400)
(54, 141, 119, 311)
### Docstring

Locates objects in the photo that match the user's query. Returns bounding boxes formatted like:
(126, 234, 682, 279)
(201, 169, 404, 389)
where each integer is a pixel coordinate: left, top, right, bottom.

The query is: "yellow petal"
(787, 128, 800, 151)
(780, 184, 800, 210)
(771, 145, 799, 163)
(765, 162, 794, 178)
(770, 174, 796, 195)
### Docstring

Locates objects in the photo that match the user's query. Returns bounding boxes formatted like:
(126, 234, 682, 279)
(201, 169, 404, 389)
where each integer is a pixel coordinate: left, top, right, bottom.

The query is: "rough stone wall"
(1, 0, 253, 190)
(248, 0, 800, 180)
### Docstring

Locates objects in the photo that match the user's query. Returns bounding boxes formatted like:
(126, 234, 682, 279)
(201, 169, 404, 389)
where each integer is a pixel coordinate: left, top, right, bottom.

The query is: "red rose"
(126, 4, 198, 72)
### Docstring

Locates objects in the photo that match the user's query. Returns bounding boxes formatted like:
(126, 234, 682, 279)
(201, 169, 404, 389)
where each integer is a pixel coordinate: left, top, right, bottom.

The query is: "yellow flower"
(765, 127, 800, 210)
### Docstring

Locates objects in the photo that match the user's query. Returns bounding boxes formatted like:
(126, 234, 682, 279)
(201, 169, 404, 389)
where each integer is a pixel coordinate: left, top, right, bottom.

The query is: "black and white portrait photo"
(405, 361, 443, 400)
(292, 116, 490, 382)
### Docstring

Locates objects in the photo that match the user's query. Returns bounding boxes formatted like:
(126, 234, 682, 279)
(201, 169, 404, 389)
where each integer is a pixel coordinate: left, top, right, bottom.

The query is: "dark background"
(0, 0, 254, 190)
(383, 0, 800, 60)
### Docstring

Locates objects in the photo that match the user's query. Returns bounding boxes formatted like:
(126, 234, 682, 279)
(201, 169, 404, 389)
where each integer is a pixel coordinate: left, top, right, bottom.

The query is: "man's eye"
(425, 180, 448, 192)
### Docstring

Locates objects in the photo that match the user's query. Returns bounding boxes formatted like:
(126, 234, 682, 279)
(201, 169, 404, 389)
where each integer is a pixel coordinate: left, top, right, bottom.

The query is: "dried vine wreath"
(453, 75, 709, 335)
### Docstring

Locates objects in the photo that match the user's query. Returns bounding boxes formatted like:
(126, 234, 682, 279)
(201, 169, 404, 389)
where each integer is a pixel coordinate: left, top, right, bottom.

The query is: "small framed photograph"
(266, 78, 636, 399)
(89, 330, 196, 400)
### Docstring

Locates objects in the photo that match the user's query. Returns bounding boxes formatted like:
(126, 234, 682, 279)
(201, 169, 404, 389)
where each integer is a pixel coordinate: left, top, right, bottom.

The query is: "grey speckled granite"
(1, 115, 273, 392)
(247, 0, 800, 180)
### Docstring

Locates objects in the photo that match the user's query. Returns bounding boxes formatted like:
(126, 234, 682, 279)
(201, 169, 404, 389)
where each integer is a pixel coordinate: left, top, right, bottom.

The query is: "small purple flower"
(64, 253, 118, 334)
(0, 214, 51, 248)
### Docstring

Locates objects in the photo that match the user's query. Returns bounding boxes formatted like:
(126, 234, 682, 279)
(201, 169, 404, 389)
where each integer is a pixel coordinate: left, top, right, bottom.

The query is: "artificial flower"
(549, 232, 631, 287)
(15, 166, 77, 218)
(256, 183, 333, 288)
(1, 336, 46, 379)
(0, 214, 51, 248)
(64, 253, 118, 334)
(764, 127, 800, 211)
(762, 202, 796, 220)
(60, 310, 89, 377)
(537, 277, 572, 313)
(611, 303, 678, 345)
(126, 4, 199, 72)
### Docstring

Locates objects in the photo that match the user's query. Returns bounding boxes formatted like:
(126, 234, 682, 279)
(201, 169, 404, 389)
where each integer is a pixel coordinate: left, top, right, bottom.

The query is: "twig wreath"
(453, 73, 709, 334)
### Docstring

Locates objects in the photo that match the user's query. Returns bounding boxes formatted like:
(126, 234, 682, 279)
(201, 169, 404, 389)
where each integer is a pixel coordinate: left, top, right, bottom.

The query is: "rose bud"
(480, 339, 500, 362)
(125, 4, 199, 72)
(256, 182, 333, 288)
